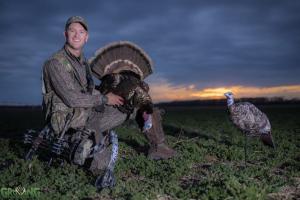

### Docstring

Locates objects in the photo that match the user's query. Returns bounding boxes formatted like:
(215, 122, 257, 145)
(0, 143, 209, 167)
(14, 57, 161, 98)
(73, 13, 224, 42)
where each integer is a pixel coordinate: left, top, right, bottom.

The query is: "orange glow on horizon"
(148, 83, 300, 103)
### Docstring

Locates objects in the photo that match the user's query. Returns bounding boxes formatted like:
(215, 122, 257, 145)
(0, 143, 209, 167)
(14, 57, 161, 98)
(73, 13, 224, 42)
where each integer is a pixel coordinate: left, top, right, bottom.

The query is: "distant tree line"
(157, 97, 300, 107)
(0, 97, 299, 109)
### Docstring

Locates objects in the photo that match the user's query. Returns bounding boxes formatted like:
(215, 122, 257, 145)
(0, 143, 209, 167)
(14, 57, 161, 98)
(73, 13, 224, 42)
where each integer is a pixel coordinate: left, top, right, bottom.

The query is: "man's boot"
(144, 108, 176, 160)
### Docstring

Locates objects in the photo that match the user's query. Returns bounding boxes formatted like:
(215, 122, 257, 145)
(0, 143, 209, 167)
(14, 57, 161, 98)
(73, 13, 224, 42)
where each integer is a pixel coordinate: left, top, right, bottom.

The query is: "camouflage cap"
(65, 16, 88, 31)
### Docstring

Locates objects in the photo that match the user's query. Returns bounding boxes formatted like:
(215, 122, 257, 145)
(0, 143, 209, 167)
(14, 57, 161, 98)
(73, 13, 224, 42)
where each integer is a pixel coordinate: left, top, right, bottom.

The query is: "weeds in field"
(0, 105, 299, 199)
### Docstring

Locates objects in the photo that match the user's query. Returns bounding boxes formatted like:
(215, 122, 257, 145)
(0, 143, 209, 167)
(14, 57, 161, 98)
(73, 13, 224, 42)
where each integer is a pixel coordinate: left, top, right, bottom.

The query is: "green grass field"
(0, 105, 299, 199)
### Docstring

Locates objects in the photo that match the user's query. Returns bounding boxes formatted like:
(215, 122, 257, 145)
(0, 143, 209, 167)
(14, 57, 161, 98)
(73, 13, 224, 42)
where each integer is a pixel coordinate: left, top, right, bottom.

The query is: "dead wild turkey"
(224, 92, 275, 164)
(89, 41, 154, 116)
(97, 71, 153, 115)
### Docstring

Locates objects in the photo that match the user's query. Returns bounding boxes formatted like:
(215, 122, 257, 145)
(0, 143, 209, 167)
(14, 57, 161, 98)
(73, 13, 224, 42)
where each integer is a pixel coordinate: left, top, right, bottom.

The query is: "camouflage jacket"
(42, 45, 106, 133)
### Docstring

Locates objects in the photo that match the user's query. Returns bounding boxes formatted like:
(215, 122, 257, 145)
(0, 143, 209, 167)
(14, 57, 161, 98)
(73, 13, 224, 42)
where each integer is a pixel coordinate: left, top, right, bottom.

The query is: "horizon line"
(1, 96, 299, 107)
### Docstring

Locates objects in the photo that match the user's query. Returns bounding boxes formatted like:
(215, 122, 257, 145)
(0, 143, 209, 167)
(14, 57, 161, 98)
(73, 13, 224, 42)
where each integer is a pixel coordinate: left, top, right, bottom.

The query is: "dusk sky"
(0, 0, 300, 105)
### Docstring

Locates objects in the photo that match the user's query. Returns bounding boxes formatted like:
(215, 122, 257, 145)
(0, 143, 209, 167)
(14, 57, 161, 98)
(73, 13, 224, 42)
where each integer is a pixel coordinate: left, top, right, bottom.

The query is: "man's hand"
(106, 92, 124, 106)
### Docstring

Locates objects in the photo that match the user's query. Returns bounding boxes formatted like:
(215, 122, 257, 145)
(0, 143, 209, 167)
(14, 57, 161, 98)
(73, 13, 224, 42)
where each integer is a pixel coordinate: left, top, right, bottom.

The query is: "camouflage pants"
(86, 105, 136, 144)
(85, 105, 136, 175)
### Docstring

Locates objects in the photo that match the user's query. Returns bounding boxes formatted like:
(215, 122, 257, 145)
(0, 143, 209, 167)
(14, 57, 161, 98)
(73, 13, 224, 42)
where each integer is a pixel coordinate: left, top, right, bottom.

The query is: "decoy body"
(224, 92, 275, 163)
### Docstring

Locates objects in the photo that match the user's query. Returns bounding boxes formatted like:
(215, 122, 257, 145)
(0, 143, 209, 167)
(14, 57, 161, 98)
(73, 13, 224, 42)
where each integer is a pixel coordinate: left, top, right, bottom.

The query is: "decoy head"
(224, 92, 234, 106)
(224, 91, 233, 99)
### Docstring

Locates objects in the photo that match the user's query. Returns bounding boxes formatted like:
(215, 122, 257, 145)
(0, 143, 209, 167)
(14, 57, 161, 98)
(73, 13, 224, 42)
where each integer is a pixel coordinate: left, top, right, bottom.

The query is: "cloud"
(148, 76, 300, 102)
(191, 85, 300, 99)
(0, 0, 300, 104)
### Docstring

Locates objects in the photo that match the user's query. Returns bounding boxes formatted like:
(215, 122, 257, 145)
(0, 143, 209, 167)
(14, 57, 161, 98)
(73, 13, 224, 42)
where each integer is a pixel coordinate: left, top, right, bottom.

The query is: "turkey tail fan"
(89, 41, 153, 80)
(260, 133, 275, 148)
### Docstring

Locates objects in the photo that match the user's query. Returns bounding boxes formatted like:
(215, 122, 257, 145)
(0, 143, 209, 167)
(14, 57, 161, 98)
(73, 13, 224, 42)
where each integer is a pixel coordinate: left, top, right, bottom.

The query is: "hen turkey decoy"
(224, 92, 275, 164)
